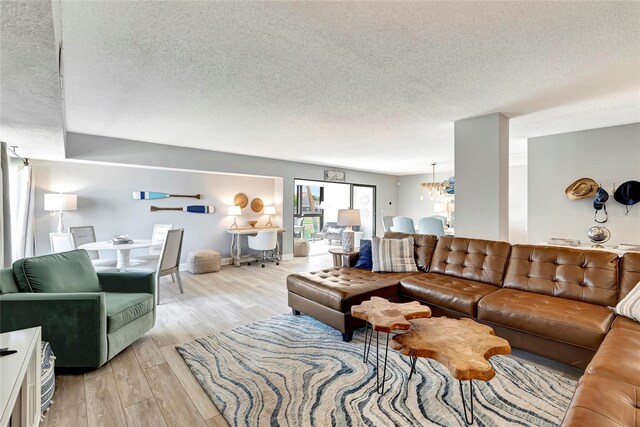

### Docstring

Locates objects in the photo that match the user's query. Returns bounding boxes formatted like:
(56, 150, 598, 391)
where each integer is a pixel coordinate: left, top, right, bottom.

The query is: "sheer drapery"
(12, 161, 35, 260)
(0, 142, 11, 267)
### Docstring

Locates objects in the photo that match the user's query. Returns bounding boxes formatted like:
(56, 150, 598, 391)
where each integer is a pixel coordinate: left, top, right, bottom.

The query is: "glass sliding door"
(352, 184, 376, 238)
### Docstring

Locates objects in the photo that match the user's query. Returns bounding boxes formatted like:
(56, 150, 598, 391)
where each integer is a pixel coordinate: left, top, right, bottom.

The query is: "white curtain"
(12, 162, 35, 260)
(0, 142, 11, 267)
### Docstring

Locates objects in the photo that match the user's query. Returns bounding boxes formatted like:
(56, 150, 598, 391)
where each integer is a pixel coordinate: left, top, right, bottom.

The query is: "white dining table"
(78, 239, 162, 272)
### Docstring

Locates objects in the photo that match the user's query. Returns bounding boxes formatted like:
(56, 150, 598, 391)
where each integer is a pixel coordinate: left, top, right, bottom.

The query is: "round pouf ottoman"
(293, 239, 310, 257)
(187, 250, 221, 274)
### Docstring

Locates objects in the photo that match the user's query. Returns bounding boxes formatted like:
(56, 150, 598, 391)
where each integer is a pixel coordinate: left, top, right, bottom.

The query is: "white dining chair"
(50, 232, 118, 272)
(247, 230, 280, 268)
(382, 216, 394, 232)
(50, 232, 75, 253)
(69, 226, 117, 267)
(390, 216, 416, 234)
(130, 224, 173, 263)
(129, 229, 184, 304)
(417, 217, 445, 237)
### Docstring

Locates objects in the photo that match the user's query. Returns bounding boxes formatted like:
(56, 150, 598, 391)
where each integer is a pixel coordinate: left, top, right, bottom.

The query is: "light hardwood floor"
(45, 252, 581, 427)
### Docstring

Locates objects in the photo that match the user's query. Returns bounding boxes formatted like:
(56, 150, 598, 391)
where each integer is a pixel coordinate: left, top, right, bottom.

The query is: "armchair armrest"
(0, 292, 107, 368)
(98, 272, 156, 296)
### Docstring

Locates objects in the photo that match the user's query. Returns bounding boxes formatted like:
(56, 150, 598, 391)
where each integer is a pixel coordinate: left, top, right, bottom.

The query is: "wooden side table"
(351, 297, 431, 394)
(327, 247, 359, 268)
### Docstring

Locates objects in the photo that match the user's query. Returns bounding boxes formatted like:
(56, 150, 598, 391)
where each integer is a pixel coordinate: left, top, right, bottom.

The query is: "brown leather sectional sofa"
(286, 233, 640, 426)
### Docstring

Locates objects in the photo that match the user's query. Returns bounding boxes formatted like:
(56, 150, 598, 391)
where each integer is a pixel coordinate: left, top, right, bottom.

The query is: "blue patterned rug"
(176, 314, 576, 427)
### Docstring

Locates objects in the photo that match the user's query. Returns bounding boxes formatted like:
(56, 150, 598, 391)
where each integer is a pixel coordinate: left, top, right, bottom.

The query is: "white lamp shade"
(263, 206, 276, 215)
(433, 202, 447, 213)
(337, 209, 361, 226)
(227, 205, 242, 216)
(44, 193, 77, 211)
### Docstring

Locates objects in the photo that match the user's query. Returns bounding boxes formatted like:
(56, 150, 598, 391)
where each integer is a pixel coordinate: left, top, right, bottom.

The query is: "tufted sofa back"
(620, 252, 640, 301)
(383, 232, 438, 272)
(428, 236, 512, 286)
(504, 245, 619, 306)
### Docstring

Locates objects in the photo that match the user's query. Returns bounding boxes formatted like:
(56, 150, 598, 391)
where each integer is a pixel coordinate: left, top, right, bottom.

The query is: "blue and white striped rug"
(176, 314, 576, 427)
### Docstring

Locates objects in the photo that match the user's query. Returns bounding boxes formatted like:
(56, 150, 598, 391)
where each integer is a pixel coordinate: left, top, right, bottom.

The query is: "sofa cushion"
(478, 288, 613, 350)
(371, 237, 418, 273)
(620, 252, 640, 301)
(585, 326, 640, 386)
(612, 315, 640, 333)
(105, 292, 154, 333)
(615, 279, 640, 323)
(12, 250, 101, 293)
(429, 236, 511, 286)
(286, 268, 419, 312)
(354, 240, 373, 270)
(383, 232, 438, 272)
(504, 245, 619, 307)
(400, 273, 498, 316)
(561, 374, 640, 427)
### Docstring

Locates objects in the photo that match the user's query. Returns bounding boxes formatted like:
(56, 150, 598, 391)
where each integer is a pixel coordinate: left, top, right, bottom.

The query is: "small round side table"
(328, 247, 359, 267)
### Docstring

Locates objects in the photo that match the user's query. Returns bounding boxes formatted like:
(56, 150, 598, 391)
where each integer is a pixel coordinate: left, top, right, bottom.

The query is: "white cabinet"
(1, 327, 42, 427)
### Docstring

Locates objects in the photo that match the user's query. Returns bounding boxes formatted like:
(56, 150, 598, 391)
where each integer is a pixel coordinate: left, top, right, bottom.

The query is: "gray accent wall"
(32, 160, 278, 261)
(528, 123, 640, 246)
(64, 132, 401, 255)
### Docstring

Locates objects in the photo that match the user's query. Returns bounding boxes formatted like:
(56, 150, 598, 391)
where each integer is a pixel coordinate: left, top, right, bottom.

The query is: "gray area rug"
(177, 314, 576, 426)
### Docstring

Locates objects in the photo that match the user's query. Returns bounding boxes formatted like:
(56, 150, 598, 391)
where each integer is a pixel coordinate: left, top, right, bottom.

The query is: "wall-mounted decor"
(614, 180, 640, 215)
(251, 197, 264, 213)
(324, 170, 346, 183)
(234, 193, 249, 208)
(564, 178, 597, 200)
(133, 191, 201, 200)
(150, 205, 215, 213)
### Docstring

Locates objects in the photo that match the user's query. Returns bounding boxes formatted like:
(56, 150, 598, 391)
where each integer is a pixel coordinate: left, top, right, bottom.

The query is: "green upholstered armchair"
(0, 250, 156, 368)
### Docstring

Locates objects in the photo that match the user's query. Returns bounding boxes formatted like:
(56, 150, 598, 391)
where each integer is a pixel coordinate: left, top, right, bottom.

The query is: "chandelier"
(419, 163, 453, 200)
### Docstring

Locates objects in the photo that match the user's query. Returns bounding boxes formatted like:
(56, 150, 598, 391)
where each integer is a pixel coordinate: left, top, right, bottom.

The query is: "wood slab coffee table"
(351, 297, 431, 393)
(391, 317, 511, 425)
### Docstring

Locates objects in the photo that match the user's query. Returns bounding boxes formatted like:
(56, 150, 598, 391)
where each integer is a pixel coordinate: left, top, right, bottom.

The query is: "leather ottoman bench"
(287, 267, 420, 341)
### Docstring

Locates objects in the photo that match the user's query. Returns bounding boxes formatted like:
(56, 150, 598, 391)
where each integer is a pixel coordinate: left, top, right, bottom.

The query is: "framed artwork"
(324, 170, 346, 183)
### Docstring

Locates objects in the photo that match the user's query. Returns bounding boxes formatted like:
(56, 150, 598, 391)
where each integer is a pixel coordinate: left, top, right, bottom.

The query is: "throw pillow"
(354, 240, 373, 270)
(13, 250, 102, 293)
(371, 237, 418, 273)
(615, 281, 640, 323)
(327, 227, 343, 234)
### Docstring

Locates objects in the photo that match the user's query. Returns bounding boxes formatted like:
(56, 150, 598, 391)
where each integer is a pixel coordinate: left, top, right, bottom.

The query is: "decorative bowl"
(248, 220, 258, 228)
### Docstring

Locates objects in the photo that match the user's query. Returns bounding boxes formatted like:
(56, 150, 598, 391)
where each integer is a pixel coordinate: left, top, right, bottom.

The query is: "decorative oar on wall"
(133, 191, 201, 200)
(150, 205, 215, 214)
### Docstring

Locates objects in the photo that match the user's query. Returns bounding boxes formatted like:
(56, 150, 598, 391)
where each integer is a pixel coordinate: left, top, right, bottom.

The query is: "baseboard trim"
(179, 254, 292, 271)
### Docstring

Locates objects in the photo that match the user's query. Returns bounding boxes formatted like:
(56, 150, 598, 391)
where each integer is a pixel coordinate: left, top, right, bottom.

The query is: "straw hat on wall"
(565, 178, 598, 200)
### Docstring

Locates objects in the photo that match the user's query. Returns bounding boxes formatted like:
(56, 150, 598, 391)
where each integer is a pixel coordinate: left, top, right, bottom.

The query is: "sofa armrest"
(98, 272, 156, 296)
(0, 292, 107, 368)
(343, 252, 360, 268)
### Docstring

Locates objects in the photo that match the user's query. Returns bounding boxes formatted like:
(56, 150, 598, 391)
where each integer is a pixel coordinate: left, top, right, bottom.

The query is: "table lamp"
(338, 209, 360, 251)
(263, 206, 276, 227)
(44, 193, 77, 233)
(228, 206, 242, 229)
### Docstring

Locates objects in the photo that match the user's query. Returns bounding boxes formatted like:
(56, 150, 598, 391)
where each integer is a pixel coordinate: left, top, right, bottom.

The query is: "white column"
(454, 113, 509, 241)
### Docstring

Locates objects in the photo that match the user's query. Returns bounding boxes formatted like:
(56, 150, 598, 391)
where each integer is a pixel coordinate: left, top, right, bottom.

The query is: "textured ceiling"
(0, 0, 65, 160)
(5, 1, 640, 174)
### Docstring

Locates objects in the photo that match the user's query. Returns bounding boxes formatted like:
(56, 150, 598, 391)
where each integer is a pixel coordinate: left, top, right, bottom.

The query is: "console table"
(1, 327, 41, 427)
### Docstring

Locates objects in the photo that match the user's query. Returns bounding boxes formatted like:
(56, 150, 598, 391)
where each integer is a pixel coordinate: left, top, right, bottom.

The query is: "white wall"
(32, 160, 278, 261)
(528, 123, 640, 246)
(398, 172, 453, 225)
(509, 163, 528, 243)
(454, 113, 509, 240)
(65, 132, 401, 254)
